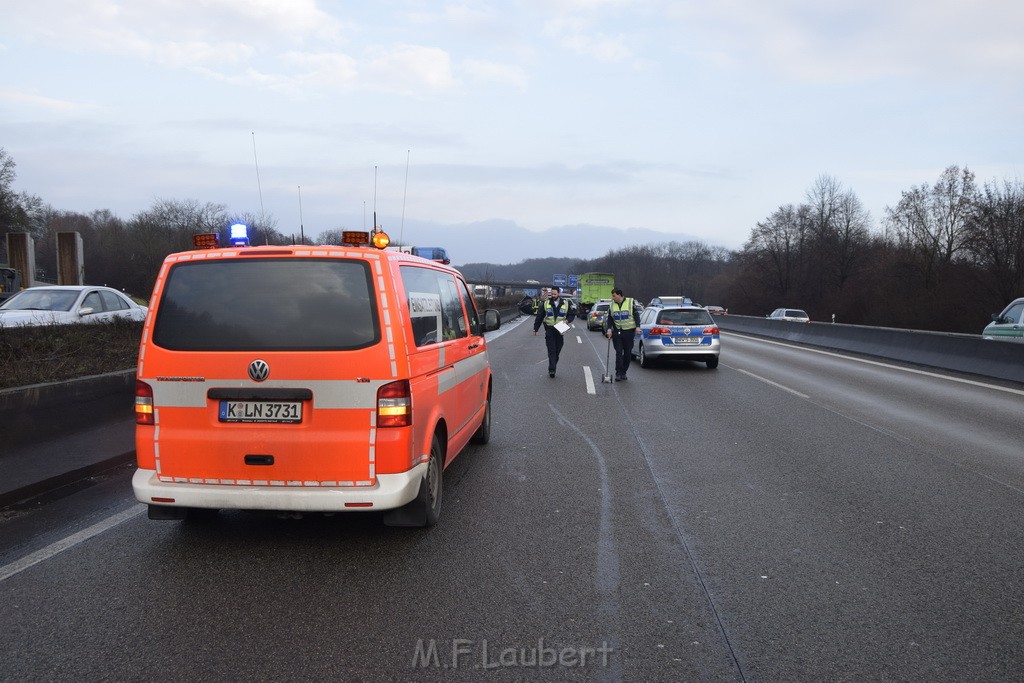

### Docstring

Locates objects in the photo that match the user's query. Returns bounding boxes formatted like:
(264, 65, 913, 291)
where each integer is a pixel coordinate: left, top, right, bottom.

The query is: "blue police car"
(632, 306, 720, 369)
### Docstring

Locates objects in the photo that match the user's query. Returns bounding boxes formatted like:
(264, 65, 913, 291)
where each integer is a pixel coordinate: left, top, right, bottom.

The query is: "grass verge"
(0, 319, 142, 390)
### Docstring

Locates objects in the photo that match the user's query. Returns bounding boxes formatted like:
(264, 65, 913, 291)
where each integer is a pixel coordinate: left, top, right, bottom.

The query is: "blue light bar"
(229, 223, 250, 247)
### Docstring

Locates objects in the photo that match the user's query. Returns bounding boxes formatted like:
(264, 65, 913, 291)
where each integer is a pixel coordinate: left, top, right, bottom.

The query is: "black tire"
(706, 356, 719, 369)
(421, 435, 443, 526)
(384, 434, 443, 527)
(639, 343, 652, 368)
(470, 394, 492, 444)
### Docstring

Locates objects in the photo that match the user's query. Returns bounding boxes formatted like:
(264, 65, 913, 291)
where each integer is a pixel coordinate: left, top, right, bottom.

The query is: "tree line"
(3, 146, 1022, 334)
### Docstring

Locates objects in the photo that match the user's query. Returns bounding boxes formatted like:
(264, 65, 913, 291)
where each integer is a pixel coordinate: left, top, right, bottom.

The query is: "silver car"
(0, 286, 148, 328)
(767, 308, 810, 322)
(632, 306, 720, 369)
(587, 300, 611, 331)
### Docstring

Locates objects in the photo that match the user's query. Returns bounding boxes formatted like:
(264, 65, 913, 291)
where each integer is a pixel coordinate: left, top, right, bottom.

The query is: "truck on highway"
(577, 272, 614, 314)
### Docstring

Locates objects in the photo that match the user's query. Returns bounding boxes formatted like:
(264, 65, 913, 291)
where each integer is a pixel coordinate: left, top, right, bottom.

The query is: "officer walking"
(532, 287, 549, 315)
(604, 288, 641, 381)
(533, 286, 575, 377)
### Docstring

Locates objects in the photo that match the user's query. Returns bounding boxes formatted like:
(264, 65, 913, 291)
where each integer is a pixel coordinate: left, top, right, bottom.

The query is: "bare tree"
(966, 178, 1024, 304)
(802, 174, 871, 290)
(885, 165, 977, 287)
(741, 203, 810, 297)
(316, 229, 347, 246)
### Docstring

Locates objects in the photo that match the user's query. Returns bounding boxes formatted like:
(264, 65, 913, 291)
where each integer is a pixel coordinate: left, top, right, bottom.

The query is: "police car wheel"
(639, 343, 651, 368)
(706, 356, 719, 369)
(470, 395, 492, 444)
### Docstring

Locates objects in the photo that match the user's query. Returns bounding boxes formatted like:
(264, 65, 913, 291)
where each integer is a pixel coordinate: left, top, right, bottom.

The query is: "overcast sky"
(2, 0, 1022, 255)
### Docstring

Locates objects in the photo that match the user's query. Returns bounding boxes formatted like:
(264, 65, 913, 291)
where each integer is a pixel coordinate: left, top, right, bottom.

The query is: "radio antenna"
(297, 185, 305, 245)
(251, 132, 266, 230)
(400, 150, 410, 244)
(373, 165, 378, 229)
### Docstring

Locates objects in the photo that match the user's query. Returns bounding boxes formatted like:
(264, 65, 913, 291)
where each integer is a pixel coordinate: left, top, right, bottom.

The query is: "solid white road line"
(0, 505, 145, 583)
(584, 366, 596, 394)
(724, 331, 1024, 397)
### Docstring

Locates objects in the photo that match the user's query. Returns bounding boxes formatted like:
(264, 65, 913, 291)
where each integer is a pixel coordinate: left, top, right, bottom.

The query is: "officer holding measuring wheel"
(604, 288, 641, 381)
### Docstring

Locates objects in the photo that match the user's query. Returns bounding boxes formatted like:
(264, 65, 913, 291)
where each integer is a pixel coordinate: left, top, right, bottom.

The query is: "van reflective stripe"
(373, 259, 400, 378)
(451, 353, 488, 391)
(431, 352, 488, 397)
(158, 477, 374, 487)
(149, 379, 386, 409)
(437, 367, 457, 394)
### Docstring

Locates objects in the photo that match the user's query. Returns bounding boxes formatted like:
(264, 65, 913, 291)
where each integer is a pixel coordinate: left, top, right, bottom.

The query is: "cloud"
(364, 45, 460, 92)
(281, 51, 360, 89)
(560, 32, 632, 62)
(0, 88, 93, 113)
(667, 0, 1024, 83)
(462, 59, 529, 89)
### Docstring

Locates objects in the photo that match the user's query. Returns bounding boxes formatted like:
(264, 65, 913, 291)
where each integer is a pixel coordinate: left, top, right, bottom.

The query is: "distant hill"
(456, 257, 582, 282)
(383, 218, 713, 266)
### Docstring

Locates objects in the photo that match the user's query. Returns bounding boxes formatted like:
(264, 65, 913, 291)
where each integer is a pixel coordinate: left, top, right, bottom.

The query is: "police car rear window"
(657, 310, 713, 326)
(153, 258, 380, 351)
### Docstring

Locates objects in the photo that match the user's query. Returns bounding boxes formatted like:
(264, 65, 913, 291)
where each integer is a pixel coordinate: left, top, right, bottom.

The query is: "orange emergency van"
(132, 229, 500, 526)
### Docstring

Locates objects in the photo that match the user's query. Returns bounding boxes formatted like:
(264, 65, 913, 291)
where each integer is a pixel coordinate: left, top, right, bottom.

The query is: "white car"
(767, 307, 810, 322)
(0, 286, 148, 328)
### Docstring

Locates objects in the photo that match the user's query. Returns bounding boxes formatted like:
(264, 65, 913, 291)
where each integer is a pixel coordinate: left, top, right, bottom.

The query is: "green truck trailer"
(577, 272, 614, 314)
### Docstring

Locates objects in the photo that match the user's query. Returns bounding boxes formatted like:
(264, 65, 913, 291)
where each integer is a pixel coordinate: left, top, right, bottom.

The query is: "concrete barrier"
(716, 315, 1024, 384)
(0, 369, 136, 449)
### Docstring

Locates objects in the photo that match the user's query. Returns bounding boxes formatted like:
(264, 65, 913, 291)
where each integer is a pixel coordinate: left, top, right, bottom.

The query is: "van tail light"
(135, 380, 154, 425)
(704, 326, 719, 335)
(650, 326, 672, 335)
(377, 380, 411, 428)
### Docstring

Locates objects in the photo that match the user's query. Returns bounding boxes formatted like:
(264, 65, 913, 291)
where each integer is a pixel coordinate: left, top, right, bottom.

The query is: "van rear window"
(153, 258, 379, 351)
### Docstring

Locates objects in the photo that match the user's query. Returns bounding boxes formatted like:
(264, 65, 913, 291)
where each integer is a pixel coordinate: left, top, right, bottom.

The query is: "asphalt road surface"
(2, 318, 1022, 682)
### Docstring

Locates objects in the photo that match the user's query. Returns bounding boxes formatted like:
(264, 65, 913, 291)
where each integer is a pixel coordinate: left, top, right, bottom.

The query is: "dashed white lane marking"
(733, 367, 810, 399)
(584, 366, 597, 394)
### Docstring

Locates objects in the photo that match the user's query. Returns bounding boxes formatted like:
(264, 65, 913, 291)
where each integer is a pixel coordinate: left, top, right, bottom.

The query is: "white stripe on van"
(149, 379, 385, 409)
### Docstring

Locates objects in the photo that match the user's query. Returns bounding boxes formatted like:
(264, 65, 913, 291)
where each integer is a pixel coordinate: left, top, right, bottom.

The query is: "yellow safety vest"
(543, 299, 571, 326)
(609, 298, 637, 330)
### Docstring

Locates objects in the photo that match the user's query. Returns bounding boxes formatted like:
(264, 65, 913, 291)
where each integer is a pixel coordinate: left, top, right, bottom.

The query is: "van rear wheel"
(384, 434, 443, 527)
(423, 436, 443, 525)
(470, 395, 492, 444)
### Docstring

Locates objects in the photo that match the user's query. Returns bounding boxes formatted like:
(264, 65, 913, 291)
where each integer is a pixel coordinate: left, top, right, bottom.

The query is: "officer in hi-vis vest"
(604, 288, 641, 380)
(533, 286, 575, 377)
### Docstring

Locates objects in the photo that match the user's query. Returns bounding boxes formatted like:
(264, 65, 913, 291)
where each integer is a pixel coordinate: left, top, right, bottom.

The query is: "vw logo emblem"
(248, 359, 270, 382)
(683, 327, 691, 335)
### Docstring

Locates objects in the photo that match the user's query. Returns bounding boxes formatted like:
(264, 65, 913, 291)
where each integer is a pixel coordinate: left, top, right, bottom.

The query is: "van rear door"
(143, 254, 392, 486)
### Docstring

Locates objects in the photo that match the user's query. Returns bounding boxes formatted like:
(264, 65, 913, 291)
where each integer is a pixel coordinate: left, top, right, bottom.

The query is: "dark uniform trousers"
(544, 325, 565, 374)
(611, 328, 636, 377)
